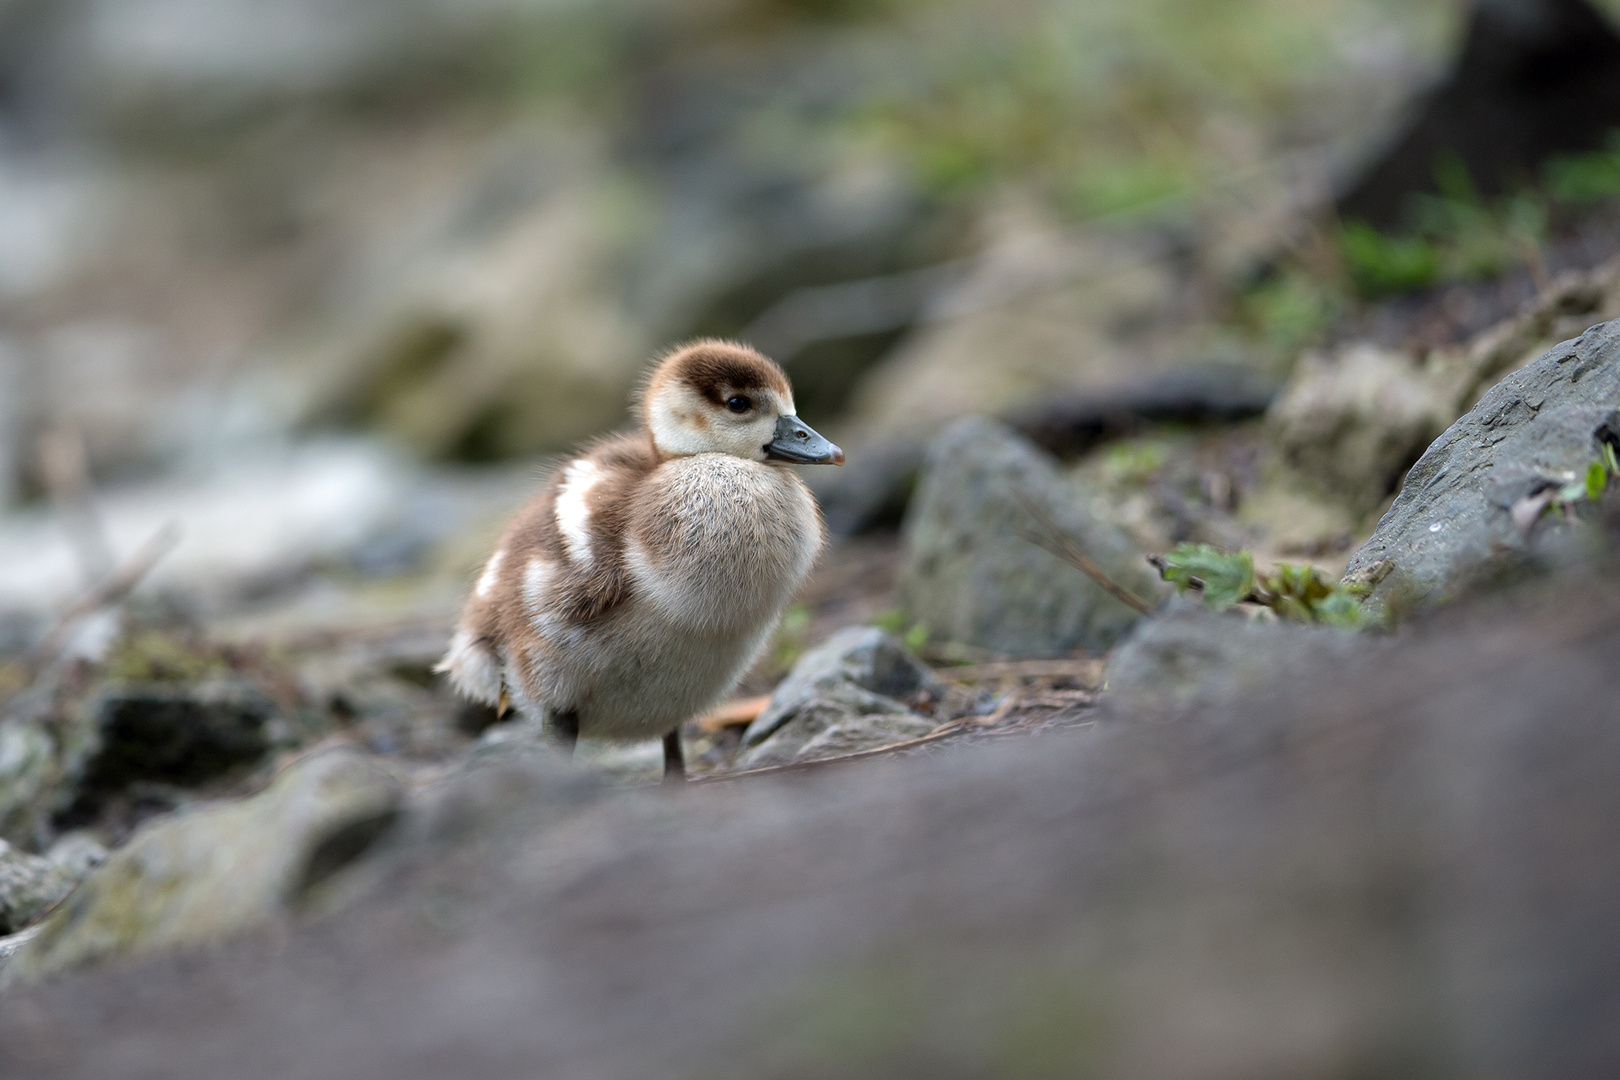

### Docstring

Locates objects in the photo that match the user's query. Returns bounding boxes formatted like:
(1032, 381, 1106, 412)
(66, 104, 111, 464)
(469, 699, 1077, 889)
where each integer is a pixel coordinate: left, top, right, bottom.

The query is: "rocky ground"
(2, 475, 1618, 1080)
(0, 289, 1617, 1076)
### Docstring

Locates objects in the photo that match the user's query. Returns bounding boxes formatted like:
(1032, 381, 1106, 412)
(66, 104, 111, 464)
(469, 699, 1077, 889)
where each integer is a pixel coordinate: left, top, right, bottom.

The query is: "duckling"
(437, 339, 844, 781)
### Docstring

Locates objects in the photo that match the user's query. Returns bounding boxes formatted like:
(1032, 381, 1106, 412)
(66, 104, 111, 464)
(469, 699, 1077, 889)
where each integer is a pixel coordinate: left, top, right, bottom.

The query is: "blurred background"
(0, 0, 1618, 747)
(6, 4, 1620, 1067)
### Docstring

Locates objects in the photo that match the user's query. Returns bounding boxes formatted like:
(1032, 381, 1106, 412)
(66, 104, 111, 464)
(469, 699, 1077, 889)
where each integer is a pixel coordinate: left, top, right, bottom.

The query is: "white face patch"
(554, 459, 602, 567)
(475, 547, 506, 599)
(648, 382, 788, 461)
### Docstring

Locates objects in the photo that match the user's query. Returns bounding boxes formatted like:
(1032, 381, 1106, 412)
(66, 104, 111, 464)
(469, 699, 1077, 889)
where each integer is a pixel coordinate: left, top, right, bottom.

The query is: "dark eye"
(726, 395, 752, 413)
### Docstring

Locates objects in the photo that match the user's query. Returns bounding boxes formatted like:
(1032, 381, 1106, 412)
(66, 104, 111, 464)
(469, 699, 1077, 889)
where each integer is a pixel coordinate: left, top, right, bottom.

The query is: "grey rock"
(0, 839, 74, 935)
(900, 416, 1165, 657)
(743, 626, 941, 748)
(739, 626, 943, 770)
(3, 749, 402, 983)
(1106, 605, 1373, 718)
(1345, 318, 1620, 607)
(740, 700, 933, 770)
(792, 713, 939, 763)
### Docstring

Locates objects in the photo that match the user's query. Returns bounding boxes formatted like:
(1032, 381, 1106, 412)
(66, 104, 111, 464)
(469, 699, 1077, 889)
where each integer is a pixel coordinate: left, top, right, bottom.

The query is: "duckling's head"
(641, 340, 844, 466)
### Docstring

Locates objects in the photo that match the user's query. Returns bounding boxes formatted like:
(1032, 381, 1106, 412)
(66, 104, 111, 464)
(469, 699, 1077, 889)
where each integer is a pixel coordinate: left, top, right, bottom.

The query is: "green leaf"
(1602, 442, 1620, 478)
(1156, 543, 1254, 611)
(1155, 545, 1383, 628)
(904, 622, 931, 652)
(1586, 459, 1609, 503)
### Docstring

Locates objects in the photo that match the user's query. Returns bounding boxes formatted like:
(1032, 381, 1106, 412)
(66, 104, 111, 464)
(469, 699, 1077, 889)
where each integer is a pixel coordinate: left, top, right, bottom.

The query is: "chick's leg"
(662, 729, 686, 784)
(544, 707, 579, 757)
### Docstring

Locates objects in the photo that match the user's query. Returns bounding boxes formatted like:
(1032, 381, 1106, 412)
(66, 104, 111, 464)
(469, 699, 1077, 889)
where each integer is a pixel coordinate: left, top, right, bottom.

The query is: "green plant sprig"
(1149, 543, 1374, 628)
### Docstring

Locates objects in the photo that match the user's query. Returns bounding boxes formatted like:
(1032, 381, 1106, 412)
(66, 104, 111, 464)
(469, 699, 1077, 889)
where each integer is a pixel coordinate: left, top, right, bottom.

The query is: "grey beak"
(764, 414, 844, 465)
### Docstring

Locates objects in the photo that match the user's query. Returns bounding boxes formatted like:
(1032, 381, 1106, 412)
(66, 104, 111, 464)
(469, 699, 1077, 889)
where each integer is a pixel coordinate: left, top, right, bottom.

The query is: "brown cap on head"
(642, 339, 792, 419)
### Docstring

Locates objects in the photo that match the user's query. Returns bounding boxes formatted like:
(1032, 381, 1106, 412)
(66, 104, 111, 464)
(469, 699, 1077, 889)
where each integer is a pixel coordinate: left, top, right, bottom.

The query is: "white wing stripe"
(554, 458, 602, 567)
(475, 547, 506, 599)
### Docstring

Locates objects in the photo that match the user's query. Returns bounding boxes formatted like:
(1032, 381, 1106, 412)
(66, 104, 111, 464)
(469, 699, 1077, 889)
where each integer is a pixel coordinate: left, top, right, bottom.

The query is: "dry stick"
(973, 691, 1022, 729)
(25, 522, 183, 668)
(1012, 491, 1156, 616)
(692, 683, 1098, 785)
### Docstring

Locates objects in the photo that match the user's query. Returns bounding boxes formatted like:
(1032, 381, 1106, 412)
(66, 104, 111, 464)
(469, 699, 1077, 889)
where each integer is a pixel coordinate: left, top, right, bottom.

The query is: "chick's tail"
(436, 626, 504, 707)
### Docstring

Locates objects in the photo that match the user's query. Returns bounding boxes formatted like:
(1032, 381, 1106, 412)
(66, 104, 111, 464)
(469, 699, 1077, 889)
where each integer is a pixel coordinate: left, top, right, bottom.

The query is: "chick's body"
(439, 341, 841, 770)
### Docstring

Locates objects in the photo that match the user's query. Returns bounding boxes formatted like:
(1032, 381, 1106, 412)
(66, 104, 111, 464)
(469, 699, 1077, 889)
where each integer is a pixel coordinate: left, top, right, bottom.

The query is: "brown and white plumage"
(437, 339, 843, 779)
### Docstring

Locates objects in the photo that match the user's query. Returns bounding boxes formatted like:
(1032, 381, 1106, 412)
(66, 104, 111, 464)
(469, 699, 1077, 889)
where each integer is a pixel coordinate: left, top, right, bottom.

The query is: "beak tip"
(831, 447, 846, 466)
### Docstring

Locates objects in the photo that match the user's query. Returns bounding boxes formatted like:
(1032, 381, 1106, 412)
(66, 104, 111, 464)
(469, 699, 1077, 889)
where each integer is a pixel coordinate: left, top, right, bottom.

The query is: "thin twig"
(973, 693, 1021, 729)
(689, 720, 973, 785)
(25, 522, 182, 668)
(1013, 491, 1156, 616)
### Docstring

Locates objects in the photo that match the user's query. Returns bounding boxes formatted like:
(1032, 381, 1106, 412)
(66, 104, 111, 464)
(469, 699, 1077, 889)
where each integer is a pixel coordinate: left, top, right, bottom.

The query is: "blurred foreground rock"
(1105, 605, 1371, 719)
(3, 574, 1620, 1076)
(1346, 316, 1620, 607)
(901, 417, 1163, 656)
(739, 626, 942, 769)
(3, 750, 401, 983)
